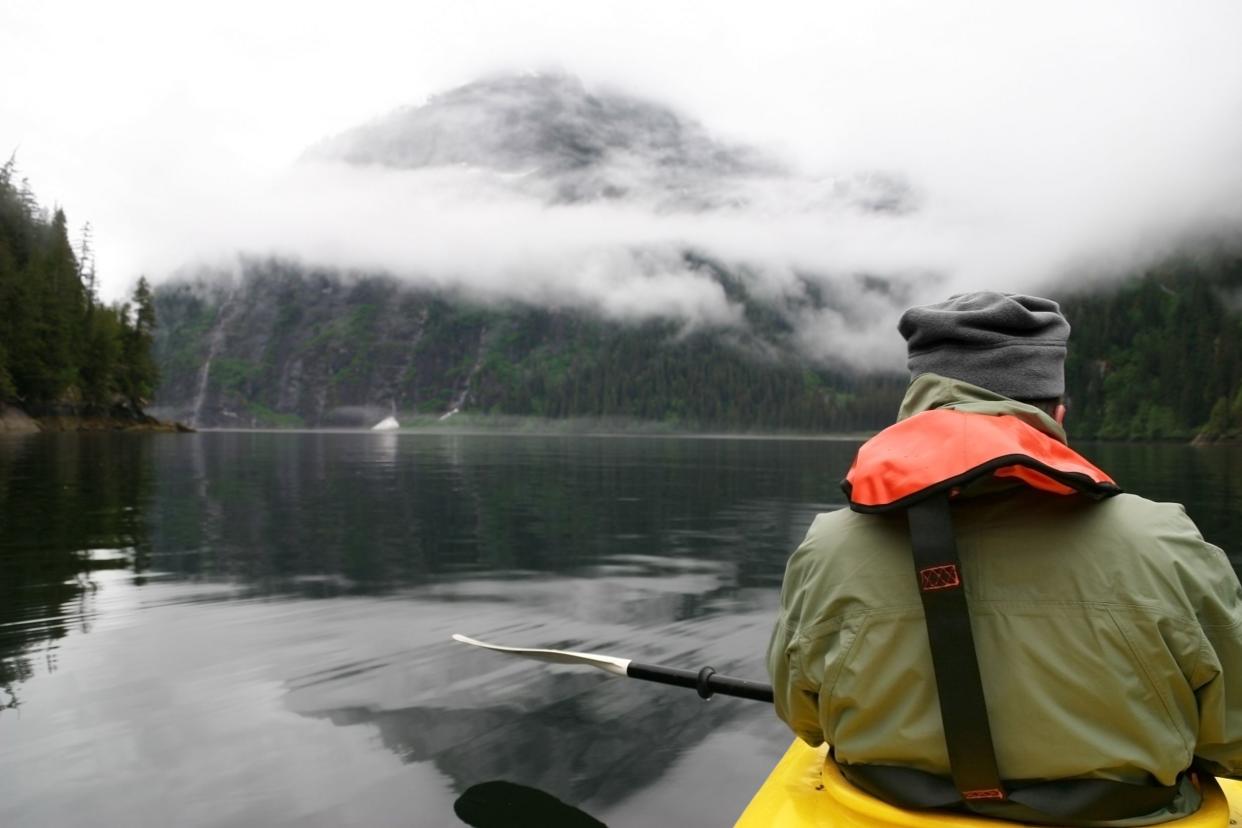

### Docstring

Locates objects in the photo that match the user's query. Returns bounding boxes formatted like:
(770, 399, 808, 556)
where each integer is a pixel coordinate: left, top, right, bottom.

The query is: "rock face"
(0, 403, 39, 433)
(0, 400, 186, 433)
(304, 72, 913, 212)
(305, 73, 782, 209)
(153, 265, 464, 428)
(150, 261, 905, 431)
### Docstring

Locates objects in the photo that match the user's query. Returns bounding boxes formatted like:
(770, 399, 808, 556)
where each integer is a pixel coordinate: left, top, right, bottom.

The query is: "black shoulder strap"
(906, 493, 1007, 809)
(900, 492, 1181, 821)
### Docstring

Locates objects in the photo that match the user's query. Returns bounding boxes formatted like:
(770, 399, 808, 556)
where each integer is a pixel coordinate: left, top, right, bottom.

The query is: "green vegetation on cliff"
(153, 262, 905, 431)
(466, 309, 903, 431)
(0, 159, 158, 412)
(153, 249, 1242, 440)
(1058, 252, 1242, 441)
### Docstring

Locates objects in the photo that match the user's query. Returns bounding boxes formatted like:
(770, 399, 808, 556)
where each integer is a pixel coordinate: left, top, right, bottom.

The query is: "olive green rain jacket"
(768, 374, 1242, 825)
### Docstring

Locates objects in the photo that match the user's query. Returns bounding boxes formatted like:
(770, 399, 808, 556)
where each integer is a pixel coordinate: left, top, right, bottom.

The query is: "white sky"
(3, 0, 1242, 324)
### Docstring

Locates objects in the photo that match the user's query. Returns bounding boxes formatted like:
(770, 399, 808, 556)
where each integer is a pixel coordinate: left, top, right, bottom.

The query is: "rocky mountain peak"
(305, 72, 780, 206)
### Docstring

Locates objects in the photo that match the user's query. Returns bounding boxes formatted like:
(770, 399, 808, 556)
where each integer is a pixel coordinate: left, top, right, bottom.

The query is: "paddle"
(451, 633, 774, 703)
(454, 780, 607, 828)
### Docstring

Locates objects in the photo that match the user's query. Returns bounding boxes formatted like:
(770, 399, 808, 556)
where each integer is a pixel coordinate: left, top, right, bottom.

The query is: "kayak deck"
(737, 740, 1242, 827)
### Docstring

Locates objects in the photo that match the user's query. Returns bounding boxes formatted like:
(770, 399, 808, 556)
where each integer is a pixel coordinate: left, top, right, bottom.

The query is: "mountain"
(149, 74, 1242, 439)
(151, 74, 915, 430)
(305, 72, 913, 212)
(308, 73, 772, 208)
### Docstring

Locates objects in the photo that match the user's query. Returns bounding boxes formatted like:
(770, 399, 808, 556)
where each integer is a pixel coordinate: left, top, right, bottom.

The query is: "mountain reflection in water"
(0, 431, 1238, 827)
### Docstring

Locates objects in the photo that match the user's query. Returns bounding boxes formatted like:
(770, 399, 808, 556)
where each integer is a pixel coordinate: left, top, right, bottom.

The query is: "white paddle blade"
(451, 633, 632, 677)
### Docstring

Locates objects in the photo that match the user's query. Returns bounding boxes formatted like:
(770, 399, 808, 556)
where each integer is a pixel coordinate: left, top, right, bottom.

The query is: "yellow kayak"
(737, 741, 1242, 827)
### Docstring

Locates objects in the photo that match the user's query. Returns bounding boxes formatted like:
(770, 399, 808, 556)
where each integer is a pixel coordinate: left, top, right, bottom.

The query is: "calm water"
(0, 431, 1238, 827)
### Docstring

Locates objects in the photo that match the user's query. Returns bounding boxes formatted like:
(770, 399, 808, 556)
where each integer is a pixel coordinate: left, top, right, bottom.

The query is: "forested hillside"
(1058, 251, 1242, 441)
(0, 160, 158, 418)
(151, 249, 1242, 441)
(151, 260, 905, 431)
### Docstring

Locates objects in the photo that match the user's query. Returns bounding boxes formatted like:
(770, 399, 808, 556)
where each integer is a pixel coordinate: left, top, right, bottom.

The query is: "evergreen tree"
(77, 221, 96, 305)
(0, 342, 14, 400)
(0, 159, 159, 413)
(79, 305, 124, 403)
(120, 277, 158, 405)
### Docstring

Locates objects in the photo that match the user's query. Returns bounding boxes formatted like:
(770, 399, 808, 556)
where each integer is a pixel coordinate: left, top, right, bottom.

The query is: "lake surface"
(0, 431, 1238, 827)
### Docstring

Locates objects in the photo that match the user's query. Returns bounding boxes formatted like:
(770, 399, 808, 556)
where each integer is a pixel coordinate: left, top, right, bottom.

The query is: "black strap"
(838, 761, 1183, 824)
(901, 493, 1180, 821)
(907, 494, 1006, 808)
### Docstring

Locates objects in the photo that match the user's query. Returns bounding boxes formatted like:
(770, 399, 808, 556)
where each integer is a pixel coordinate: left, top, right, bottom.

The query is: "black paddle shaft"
(625, 662, 774, 703)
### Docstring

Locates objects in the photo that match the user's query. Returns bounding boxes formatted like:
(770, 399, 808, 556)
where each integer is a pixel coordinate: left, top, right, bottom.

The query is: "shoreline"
(188, 425, 876, 442)
(0, 402, 193, 434)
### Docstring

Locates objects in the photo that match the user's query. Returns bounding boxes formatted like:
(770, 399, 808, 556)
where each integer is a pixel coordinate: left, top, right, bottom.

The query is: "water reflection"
(146, 432, 843, 593)
(303, 675, 745, 811)
(0, 434, 154, 713)
(279, 570, 780, 815)
(1085, 441, 1241, 554)
(1, 431, 829, 827)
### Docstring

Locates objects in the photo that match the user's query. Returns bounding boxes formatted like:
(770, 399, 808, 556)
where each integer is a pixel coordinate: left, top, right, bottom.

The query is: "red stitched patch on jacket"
(919, 564, 960, 591)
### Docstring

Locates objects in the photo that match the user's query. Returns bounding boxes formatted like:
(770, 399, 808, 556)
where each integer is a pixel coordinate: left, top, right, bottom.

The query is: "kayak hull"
(737, 740, 1242, 827)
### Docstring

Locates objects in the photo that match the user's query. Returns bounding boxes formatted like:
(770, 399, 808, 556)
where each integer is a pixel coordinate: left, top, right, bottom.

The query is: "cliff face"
(153, 264, 490, 428)
(0, 400, 185, 433)
(150, 260, 904, 431)
(0, 403, 39, 433)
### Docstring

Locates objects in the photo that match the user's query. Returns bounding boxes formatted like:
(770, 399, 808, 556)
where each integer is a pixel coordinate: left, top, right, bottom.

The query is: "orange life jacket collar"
(844, 408, 1119, 513)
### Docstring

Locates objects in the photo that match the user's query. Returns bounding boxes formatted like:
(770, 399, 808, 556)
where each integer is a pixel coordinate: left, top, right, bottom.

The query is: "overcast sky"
(3, 0, 1242, 331)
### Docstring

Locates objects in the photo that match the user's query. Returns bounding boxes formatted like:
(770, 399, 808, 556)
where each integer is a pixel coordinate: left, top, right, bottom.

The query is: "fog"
(3, 0, 1241, 369)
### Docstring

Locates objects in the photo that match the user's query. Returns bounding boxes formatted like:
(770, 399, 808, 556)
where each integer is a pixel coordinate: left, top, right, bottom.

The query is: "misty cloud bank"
(163, 71, 1242, 372)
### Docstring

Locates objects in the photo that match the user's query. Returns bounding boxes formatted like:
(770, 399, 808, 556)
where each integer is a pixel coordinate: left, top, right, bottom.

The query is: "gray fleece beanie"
(898, 292, 1070, 400)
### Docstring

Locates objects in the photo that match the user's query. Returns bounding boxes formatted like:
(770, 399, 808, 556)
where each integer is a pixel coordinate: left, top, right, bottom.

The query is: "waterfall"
(449, 327, 488, 413)
(189, 289, 238, 428)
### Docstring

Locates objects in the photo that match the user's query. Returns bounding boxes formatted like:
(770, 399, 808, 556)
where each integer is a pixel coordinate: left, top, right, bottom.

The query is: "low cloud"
(73, 3, 1241, 375)
(159, 122, 1242, 373)
(8, 3, 1242, 375)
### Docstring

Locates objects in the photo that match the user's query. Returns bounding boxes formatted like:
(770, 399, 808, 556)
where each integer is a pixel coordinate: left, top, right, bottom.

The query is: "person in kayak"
(767, 292, 1242, 825)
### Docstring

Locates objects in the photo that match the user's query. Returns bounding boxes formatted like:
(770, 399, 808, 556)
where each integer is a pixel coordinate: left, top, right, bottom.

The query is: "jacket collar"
(896, 374, 1067, 445)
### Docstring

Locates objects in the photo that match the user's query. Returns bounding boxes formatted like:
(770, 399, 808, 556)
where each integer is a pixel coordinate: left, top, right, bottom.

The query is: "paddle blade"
(451, 634, 631, 677)
(454, 780, 607, 828)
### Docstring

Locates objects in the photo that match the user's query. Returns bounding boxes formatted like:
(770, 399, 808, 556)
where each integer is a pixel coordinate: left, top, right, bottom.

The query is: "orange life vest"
(843, 407, 1118, 512)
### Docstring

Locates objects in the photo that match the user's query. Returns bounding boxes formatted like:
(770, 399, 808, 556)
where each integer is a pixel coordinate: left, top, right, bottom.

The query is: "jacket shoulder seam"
(971, 599, 1204, 628)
